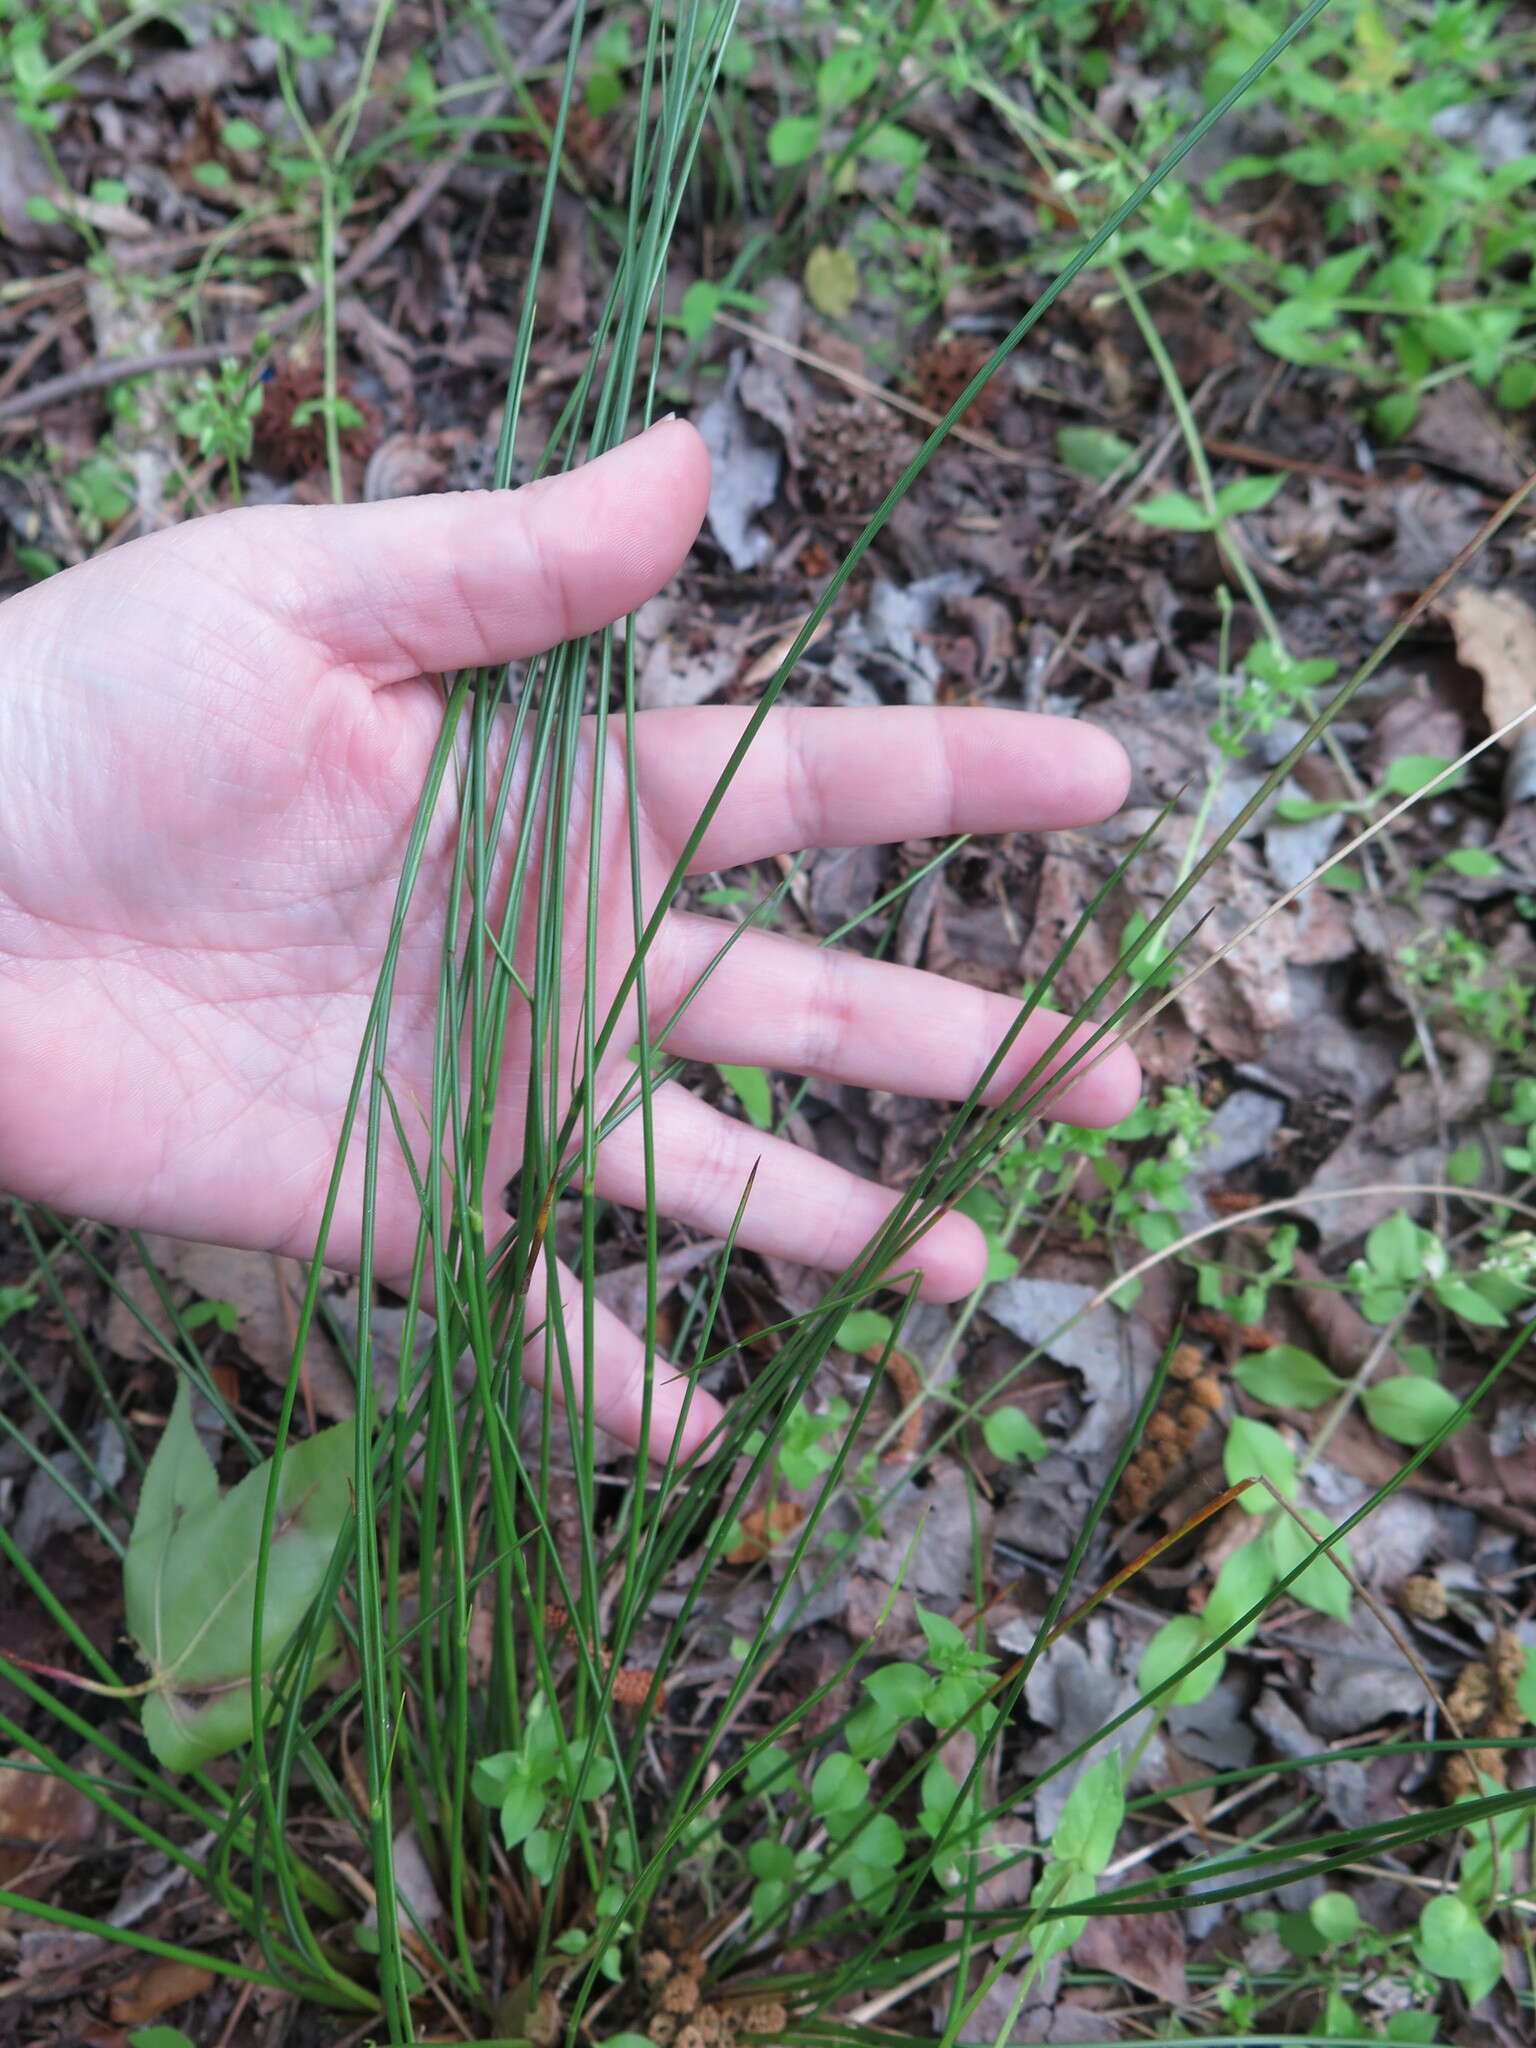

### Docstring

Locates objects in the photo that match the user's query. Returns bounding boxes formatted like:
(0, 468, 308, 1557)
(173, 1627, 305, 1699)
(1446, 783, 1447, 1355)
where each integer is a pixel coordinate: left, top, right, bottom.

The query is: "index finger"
(632, 706, 1130, 871)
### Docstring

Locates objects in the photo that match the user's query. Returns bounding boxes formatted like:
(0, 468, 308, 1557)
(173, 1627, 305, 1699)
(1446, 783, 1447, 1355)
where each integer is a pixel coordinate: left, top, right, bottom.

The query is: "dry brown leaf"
(0, 1753, 98, 1896)
(1443, 586, 1536, 740)
(108, 1959, 214, 2026)
(103, 1237, 355, 1419)
(724, 1500, 803, 1565)
(1073, 1910, 1188, 2006)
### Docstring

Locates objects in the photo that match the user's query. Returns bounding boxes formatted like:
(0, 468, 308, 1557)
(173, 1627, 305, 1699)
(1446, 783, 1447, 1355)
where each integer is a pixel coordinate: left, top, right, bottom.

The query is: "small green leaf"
(524, 1826, 557, 1884)
(718, 1062, 773, 1129)
(1383, 2014, 1441, 2044)
(1031, 1860, 1095, 1959)
(1139, 1614, 1225, 1706)
(859, 122, 925, 167)
(1364, 1208, 1430, 1284)
(1378, 753, 1457, 799)
(816, 47, 878, 111)
(982, 1405, 1047, 1464)
(1310, 1889, 1359, 1945)
(1434, 1275, 1507, 1327)
(1223, 1416, 1297, 1507)
(836, 1309, 894, 1353)
(1056, 425, 1136, 480)
(678, 280, 721, 342)
(1441, 847, 1502, 878)
(863, 1661, 929, 1716)
(193, 160, 233, 188)
(1362, 1375, 1462, 1447)
(1214, 473, 1284, 516)
(130, 2031, 199, 2048)
(1202, 1536, 1277, 1646)
(222, 118, 265, 151)
(183, 1298, 240, 1335)
(1051, 1755, 1124, 1874)
(1518, 1645, 1536, 1726)
(1447, 1143, 1483, 1187)
(748, 1839, 795, 1882)
(1415, 1893, 1503, 2004)
(768, 114, 822, 167)
(1134, 490, 1214, 532)
(499, 1775, 545, 1849)
(1233, 1345, 1342, 1410)
(1269, 1511, 1352, 1621)
(1373, 390, 1418, 442)
(810, 1751, 868, 1817)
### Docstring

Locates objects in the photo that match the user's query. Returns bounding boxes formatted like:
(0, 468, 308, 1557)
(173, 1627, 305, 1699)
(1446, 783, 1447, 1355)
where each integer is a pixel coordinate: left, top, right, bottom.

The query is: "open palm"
(0, 422, 1135, 1452)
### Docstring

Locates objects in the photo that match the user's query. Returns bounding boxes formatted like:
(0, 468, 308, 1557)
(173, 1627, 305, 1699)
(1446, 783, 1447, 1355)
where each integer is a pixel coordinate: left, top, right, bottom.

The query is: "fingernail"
(652, 411, 679, 427)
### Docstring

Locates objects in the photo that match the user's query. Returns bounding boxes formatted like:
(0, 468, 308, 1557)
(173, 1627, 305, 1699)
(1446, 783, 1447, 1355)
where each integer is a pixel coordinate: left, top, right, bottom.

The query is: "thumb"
(206, 418, 712, 682)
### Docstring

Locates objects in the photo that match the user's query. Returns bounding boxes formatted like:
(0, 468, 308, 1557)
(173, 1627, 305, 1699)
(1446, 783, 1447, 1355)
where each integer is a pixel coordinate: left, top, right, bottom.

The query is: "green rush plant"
(8, 4, 1536, 2045)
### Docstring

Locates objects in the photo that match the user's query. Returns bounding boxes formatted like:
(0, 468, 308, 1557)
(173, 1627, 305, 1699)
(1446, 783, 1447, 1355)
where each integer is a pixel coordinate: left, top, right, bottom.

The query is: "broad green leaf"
(1051, 1755, 1123, 1874)
(1233, 1344, 1342, 1409)
(126, 1382, 351, 1770)
(1268, 1510, 1352, 1620)
(524, 1826, 558, 1884)
(130, 2031, 198, 2048)
(982, 1404, 1047, 1464)
(1362, 1375, 1461, 1446)
(1134, 490, 1214, 531)
(718, 1062, 773, 1129)
(1223, 1416, 1297, 1507)
(1139, 1614, 1224, 1706)
(1056, 425, 1136, 480)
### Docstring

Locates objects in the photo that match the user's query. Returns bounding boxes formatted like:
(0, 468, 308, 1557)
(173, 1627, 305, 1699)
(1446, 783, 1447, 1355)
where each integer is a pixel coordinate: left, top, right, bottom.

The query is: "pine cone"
(903, 335, 1005, 425)
(805, 400, 919, 520)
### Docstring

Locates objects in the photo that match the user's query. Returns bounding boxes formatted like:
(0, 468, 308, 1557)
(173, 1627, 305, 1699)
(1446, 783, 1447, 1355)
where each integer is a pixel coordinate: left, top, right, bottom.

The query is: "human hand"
(0, 420, 1136, 1454)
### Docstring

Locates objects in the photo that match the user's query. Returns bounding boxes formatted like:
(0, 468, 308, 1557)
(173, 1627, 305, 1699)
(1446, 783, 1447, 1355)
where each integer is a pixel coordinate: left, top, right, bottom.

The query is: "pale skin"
(0, 419, 1137, 1457)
